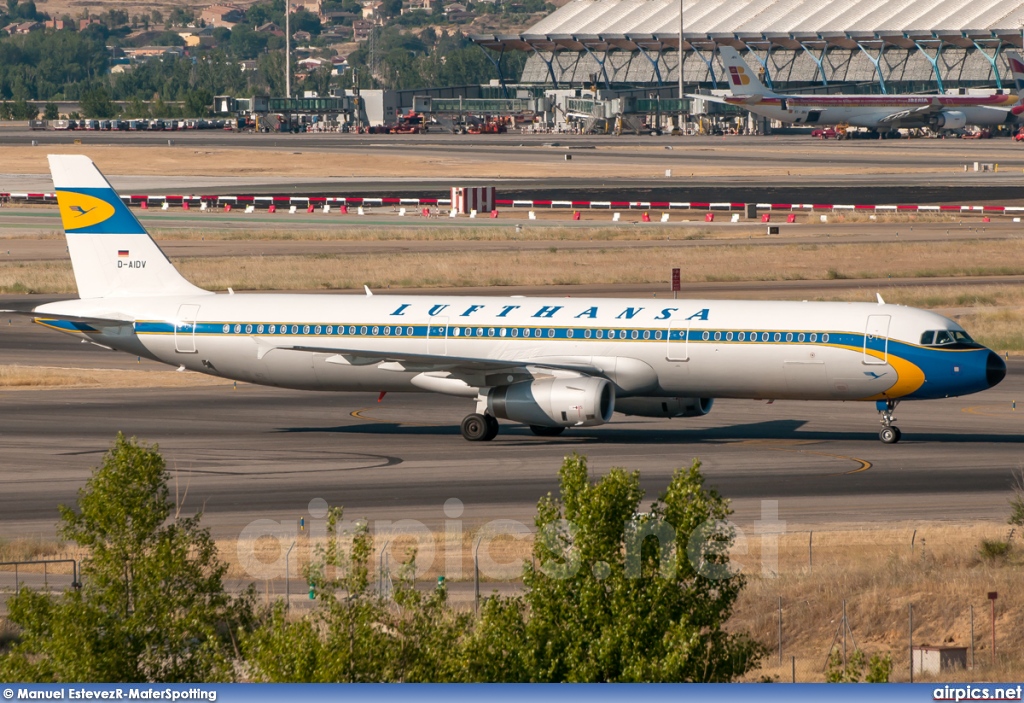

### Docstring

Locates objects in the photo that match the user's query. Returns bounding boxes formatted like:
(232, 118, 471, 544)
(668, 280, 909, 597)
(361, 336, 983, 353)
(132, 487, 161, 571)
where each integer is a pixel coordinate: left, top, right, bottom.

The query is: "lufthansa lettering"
(388, 303, 712, 321)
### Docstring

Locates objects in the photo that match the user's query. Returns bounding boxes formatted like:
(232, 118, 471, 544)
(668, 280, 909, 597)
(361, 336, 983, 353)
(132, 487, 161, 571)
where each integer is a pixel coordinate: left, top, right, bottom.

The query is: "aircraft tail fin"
(48, 155, 210, 299)
(718, 46, 772, 97)
(1006, 50, 1024, 96)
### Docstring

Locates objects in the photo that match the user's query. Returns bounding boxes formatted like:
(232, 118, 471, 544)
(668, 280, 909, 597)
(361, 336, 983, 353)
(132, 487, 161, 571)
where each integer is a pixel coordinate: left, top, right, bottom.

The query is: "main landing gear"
(877, 399, 901, 444)
(459, 414, 568, 441)
(461, 413, 499, 441)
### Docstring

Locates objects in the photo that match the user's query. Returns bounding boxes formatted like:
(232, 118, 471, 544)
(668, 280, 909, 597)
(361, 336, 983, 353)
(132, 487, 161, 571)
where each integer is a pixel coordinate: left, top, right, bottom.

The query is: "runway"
(0, 314, 1020, 542)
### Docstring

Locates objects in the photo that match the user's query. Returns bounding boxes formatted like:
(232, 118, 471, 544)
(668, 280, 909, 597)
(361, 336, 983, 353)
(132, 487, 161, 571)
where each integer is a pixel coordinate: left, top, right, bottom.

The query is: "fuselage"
(36, 293, 1003, 404)
(723, 94, 1019, 129)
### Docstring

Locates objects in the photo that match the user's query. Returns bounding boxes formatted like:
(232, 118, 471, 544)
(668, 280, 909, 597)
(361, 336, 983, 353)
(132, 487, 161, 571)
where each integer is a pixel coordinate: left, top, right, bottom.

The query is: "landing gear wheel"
(530, 425, 566, 437)
(461, 413, 492, 441)
(879, 426, 901, 444)
(484, 414, 500, 441)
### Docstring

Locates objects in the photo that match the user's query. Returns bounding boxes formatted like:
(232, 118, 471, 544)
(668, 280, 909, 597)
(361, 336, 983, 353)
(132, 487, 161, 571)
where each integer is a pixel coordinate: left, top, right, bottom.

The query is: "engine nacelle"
(614, 397, 714, 418)
(486, 376, 615, 428)
(932, 111, 967, 130)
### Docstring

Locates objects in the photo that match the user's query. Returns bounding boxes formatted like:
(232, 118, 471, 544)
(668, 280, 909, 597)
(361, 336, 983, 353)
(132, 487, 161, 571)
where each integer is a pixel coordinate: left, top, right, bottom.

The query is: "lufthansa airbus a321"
(3, 156, 1006, 443)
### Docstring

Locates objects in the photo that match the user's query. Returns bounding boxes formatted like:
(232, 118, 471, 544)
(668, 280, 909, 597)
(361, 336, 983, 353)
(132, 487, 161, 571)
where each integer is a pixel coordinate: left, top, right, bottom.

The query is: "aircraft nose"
(987, 351, 1007, 388)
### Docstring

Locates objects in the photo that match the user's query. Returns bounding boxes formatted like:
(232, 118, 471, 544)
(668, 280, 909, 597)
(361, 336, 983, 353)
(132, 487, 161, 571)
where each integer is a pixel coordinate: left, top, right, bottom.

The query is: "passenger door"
(863, 314, 890, 365)
(427, 316, 449, 355)
(174, 304, 200, 354)
(666, 320, 690, 361)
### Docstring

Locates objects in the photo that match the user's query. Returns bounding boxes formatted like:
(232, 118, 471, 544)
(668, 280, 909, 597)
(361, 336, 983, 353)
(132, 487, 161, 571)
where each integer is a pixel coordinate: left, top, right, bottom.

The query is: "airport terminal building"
(473, 0, 1024, 93)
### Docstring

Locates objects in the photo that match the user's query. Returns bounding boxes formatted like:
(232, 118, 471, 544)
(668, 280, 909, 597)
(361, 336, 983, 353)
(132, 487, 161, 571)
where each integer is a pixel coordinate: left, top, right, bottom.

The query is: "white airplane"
(695, 46, 1022, 134)
(2, 155, 1006, 443)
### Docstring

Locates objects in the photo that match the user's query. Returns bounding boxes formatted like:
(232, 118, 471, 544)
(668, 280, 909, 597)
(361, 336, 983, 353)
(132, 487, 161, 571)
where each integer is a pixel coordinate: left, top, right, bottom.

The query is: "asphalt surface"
(5, 129, 1024, 203)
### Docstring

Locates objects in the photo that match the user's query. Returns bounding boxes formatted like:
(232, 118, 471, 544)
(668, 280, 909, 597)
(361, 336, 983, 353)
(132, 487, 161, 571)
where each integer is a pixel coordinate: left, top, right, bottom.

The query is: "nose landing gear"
(877, 400, 901, 444)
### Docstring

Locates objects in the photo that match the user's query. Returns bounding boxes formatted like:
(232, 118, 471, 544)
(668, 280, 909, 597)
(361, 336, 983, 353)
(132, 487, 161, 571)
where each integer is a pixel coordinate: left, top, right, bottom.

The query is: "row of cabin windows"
(700, 331, 828, 344)
(218, 324, 832, 344)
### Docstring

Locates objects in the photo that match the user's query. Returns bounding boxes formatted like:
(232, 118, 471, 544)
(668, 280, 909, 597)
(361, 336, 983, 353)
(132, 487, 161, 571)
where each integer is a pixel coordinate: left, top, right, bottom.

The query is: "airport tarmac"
(0, 312, 1020, 543)
(2, 131, 1024, 203)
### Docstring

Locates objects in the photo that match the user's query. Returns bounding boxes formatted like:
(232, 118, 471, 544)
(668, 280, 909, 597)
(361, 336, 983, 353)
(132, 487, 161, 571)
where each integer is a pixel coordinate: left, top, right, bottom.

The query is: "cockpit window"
(921, 329, 980, 349)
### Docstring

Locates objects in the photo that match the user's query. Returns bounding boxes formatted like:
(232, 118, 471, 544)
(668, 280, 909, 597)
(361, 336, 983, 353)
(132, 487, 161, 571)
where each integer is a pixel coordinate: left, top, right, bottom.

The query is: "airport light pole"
(678, 0, 684, 131)
(285, 0, 291, 99)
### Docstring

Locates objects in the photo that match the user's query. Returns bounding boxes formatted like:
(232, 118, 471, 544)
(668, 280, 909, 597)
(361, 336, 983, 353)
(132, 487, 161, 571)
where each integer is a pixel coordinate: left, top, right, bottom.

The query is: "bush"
(978, 539, 1011, 561)
(825, 649, 893, 683)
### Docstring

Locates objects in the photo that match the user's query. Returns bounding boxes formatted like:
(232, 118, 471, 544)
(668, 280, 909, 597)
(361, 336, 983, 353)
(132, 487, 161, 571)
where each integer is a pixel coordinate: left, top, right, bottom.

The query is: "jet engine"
(486, 376, 615, 428)
(931, 111, 967, 130)
(614, 397, 714, 418)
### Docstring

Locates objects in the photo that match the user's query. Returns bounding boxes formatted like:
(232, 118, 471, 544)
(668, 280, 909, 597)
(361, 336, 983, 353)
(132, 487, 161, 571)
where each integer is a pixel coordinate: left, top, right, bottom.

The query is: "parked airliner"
(3, 156, 1005, 443)
(696, 47, 1022, 134)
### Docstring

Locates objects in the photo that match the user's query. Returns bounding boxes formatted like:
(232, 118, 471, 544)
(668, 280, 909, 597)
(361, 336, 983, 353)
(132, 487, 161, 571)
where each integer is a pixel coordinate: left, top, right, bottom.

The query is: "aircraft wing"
(0, 309, 136, 327)
(685, 93, 762, 106)
(265, 341, 602, 377)
(877, 102, 942, 123)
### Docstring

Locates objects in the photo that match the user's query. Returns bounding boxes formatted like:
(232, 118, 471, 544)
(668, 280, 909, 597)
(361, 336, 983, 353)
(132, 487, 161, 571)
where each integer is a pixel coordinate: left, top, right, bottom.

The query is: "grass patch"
(145, 225, 725, 243)
(0, 536, 65, 562)
(4, 238, 1024, 294)
(0, 365, 234, 389)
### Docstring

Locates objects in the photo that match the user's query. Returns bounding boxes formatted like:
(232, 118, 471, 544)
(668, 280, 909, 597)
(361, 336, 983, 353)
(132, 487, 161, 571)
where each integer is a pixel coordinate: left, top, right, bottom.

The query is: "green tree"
(167, 7, 193, 27)
(43, 101, 58, 118)
(229, 23, 267, 59)
(466, 455, 765, 682)
(243, 507, 472, 682)
(184, 88, 212, 117)
(825, 649, 892, 683)
(0, 434, 252, 683)
(291, 8, 321, 34)
(9, 97, 35, 118)
(79, 86, 117, 117)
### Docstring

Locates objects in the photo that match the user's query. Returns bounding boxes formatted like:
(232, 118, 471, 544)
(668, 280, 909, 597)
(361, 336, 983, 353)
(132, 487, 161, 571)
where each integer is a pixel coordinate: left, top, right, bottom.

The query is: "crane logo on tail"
(69, 205, 96, 217)
(55, 190, 117, 231)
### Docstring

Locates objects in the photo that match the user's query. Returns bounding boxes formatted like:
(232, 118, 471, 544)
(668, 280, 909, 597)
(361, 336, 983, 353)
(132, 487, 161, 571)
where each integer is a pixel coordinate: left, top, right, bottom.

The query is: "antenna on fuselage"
(876, 293, 886, 305)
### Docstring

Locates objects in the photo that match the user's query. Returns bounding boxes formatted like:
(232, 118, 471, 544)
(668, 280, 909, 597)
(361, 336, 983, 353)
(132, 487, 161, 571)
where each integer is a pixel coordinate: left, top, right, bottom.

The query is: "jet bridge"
(413, 95, 550, 132)
(555, 94, 693, 134)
